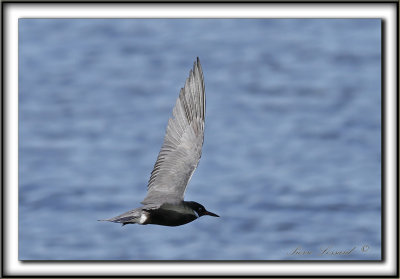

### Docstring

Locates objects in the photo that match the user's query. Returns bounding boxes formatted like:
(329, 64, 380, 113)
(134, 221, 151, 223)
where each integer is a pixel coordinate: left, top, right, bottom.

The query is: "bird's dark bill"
(205, 211, 219, 217)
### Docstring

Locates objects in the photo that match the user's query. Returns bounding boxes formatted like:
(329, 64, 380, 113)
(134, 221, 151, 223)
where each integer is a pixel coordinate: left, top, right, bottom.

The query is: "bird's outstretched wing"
(141, 58, 205, 207)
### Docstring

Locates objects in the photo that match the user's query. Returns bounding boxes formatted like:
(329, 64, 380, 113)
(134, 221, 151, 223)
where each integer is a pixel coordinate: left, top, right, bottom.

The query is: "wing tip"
(194, 57, 202, 74)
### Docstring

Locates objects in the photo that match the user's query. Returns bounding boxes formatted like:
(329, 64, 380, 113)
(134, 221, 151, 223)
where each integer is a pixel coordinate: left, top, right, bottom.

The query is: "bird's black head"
(186, 201, 219, 218)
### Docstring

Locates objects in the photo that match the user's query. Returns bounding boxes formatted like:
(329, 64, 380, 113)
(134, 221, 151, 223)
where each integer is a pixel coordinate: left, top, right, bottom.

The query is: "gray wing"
(141, 58, 205, 207)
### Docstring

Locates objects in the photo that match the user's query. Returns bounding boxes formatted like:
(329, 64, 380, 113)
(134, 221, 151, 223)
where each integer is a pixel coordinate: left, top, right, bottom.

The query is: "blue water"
(19, 19, 381, 260)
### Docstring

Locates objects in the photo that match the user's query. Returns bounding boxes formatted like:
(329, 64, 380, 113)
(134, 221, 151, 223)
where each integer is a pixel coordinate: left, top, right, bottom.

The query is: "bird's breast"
(145, 204, 197, 226)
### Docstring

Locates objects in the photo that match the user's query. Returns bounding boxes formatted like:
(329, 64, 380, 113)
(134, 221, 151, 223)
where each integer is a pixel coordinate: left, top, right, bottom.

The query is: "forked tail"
(98, 208, 143, 226)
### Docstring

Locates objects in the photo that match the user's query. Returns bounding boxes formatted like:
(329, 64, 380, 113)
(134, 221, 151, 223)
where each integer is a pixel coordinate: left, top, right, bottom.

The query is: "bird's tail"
(98, 209, 142, 226)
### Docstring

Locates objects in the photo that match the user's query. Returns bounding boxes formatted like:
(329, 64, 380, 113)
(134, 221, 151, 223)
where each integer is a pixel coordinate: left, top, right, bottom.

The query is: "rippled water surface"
(19, 19, 381, 260)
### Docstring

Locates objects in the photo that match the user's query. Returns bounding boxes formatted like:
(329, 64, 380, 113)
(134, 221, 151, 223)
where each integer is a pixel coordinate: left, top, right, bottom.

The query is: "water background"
(19, 19, 381, 260)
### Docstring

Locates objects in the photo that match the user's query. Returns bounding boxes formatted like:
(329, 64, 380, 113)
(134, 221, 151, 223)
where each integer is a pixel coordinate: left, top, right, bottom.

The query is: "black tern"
(100, 57, 219, 227)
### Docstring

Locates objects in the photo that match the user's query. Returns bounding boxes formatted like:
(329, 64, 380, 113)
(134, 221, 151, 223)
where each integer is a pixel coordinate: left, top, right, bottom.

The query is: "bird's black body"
(106, 201, 218, 227)
(145, 208, 197, 227)
(100, 58, 219, 227)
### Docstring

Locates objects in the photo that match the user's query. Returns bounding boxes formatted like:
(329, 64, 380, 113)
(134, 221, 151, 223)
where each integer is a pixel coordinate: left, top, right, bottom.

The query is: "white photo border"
(3, 2, 398, 277)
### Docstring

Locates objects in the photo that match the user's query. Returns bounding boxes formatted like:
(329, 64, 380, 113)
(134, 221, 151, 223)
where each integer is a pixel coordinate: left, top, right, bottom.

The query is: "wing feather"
(141, 58, 205, 206)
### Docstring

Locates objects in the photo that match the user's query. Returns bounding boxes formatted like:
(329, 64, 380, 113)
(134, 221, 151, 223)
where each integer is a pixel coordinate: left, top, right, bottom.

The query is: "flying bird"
(100, 57, 219, 226)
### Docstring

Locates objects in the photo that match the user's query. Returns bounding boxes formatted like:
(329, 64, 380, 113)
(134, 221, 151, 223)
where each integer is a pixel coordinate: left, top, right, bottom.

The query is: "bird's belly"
(146, 209, 197, 226)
